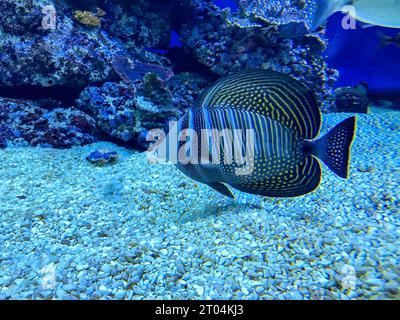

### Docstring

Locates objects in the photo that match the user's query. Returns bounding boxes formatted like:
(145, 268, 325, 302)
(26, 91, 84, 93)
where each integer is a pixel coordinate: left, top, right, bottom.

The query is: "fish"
(378, 31, 400, 47)
(166, 69, 356, 198)
(113, 54, 174, 83)
(311, 0, 400, 31)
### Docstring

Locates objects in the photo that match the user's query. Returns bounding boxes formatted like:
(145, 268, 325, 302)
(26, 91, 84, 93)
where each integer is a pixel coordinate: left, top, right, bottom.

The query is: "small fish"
(378, 32, 400, 47)
(168, 70, 356, 198)
(312, 0, 400, 30)
(113, 54, 174, 83)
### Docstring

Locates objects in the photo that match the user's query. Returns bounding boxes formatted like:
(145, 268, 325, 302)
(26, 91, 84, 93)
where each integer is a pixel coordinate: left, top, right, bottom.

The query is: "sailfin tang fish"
(172, 69, 356, 198)
(312, 0, 400, 30)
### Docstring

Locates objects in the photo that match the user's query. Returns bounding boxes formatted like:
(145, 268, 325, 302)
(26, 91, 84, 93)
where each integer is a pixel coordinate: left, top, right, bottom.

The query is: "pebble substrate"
(0, 111, 399, 300)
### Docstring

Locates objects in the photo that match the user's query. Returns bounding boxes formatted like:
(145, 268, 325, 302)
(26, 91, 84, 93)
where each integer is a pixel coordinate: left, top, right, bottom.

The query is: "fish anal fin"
(232, 157, 322, 197)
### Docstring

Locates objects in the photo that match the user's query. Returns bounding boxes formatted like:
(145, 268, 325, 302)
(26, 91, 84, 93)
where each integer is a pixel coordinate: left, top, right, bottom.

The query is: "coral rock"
(77, 81, 180, 147)
(334, 84, 369, 114)
(86, 149, 119, 166)
(179, 1, 337, 111)
(0, 97, 96, 148)
(0, 0, 121, 87)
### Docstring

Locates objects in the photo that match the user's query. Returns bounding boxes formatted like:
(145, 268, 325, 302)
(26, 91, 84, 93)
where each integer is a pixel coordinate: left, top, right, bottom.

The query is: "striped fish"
(172, 69, 356, 198)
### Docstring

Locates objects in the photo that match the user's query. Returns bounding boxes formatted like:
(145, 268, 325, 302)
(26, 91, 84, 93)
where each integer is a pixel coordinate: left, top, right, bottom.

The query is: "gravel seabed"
(0, 111, 399, 300)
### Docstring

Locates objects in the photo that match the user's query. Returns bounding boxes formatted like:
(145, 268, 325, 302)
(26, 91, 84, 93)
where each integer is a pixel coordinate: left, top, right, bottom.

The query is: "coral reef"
(77, 81, 179, 148)
(334, 84, 369, 114)
(0, 0, 47, 36)
(102, 0, 173, 52)
(225, 0, 318, 30)
(0, 98, 96, 148)
(0, 0, 121, 87)
(168, 72, 211, 112)
(0, 0, 342, 149)
(179, 1, 337, 110)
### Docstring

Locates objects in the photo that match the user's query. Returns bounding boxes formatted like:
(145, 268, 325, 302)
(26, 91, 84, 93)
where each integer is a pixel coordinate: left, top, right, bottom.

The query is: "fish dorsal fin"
(197, 69, 321, 139)
(231, 157, 322, 197)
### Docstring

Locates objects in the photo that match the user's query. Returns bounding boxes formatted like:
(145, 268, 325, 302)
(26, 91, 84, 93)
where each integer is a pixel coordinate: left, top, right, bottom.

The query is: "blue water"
(326, 13, 400, 93)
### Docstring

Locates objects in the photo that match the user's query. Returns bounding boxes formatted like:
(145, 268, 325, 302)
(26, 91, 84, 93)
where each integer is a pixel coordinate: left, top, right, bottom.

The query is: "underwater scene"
(0, 0, 399, 301)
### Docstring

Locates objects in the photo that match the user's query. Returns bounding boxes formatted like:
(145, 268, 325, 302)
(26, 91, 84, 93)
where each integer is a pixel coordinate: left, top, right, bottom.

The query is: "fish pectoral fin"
(207, 182, 235, 198)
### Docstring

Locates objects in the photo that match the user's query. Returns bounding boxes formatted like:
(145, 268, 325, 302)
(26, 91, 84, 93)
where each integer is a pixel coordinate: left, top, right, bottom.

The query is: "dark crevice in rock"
(0, 85, 83, 108)
(0, 82, 111, 108)
(167, 47, 217, 77)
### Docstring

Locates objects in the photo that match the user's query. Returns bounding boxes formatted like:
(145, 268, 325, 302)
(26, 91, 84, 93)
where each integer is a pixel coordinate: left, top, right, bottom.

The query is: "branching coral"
(226, 0, 318, 30)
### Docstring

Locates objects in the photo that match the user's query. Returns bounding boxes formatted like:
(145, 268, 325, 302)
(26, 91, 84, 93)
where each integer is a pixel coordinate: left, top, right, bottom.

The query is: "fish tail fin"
(311, 0, 349, 30)
(376, 31, 390, 47)
(305, 116, 356, 178)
